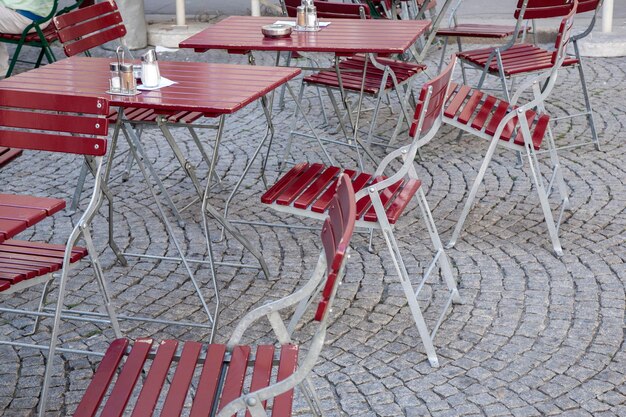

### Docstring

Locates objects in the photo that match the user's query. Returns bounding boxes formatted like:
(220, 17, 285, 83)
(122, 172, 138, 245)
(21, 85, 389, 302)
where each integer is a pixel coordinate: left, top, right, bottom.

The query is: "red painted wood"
(218, 345, 251, 413)
(276, 163, 325, 206)
(261, 163, 309, 204)
(457, 90, 483, 125)
(272, 345, 299, 417)
(74, 339, 130, 417)
(53, 1, 118, 28)
(443, 85, 471, 119)
(179, 16, 431, 56)
(0, 193, 65, 216)
(293, 166, 341, 209)
(470, 95, 498, 131)
(383, 179, 422, 224)
(361, 178, 402, 221)
(245, 345, 275, 417)
(0, 280, 9, 291)
(437, 24, 518, 38)
(0, 147, 22, 168)
(311, 170, 361, 214)
(0, 57, 300, 118)
(100, 338, 153, 417)
(315, 0, 371, 19)
(0, 240, 87, 263)
(129, 340, 179, 417)
(189, 344, 227, 417)
(160, 341, 203, 417)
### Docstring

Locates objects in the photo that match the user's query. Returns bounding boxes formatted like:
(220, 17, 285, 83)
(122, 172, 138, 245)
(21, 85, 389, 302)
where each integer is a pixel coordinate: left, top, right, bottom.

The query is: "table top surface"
(0, 57, 301, 116)
(179, 16, 431, 55)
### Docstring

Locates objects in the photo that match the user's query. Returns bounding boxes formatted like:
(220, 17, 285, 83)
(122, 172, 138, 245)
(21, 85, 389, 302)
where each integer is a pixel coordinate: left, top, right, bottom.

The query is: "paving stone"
(1, 35, 625, 417)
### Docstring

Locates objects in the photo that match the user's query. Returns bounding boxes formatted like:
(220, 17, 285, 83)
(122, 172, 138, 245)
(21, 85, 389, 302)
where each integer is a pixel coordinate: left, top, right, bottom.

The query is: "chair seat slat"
(272, 345, 299, 417)
(160, 341, 203, 417)
(312, 170, 361, 214)
(293, 166, 342, 210)
(189, 344, 227, 417)
(218, 345, 252, 413)
(276, 163, 325, 206)
(0, 147, 22, 168)
(100, 338, 153, 417)
(129, 340, 179, 417)
(261, 163, 310, 204)
(246, 345, 276, 416)
(74, 339, 130, 417)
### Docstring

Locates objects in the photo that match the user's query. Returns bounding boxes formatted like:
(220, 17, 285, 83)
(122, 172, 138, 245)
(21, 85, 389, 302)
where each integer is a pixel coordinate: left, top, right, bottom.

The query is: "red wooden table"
(180, 16, 431, 56)
(0, 56, 300, 116)
(180, 16, 431, 170)
(0, 56, 301, 279)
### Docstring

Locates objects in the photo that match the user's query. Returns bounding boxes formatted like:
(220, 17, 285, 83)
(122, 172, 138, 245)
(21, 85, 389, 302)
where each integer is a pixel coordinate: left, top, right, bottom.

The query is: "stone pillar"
(116, 0, 148, 49)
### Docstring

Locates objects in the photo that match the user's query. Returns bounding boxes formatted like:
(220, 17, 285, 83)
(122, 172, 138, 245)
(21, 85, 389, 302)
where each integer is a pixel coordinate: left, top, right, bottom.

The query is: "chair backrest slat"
(315, 174, 356, 321)
(314, 1, 371, 19)
(515, 0, 575, 20)
(53, 0, 126, 57)
(0, 90, 109, 156)
(411, 56, 457, 136)
(576, 0, 601, 14)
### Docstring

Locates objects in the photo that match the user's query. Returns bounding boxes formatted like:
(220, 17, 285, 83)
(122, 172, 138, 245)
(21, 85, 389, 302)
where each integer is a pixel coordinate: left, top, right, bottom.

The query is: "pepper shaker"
(120, 63, 136, 94)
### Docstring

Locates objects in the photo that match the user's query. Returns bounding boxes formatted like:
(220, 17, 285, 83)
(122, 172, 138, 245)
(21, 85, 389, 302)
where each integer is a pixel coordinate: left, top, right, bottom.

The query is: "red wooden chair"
(0, 0, 84, 78)
(0, 90, 121, 416)
(70, 174, 356, 417)
(436, 0, 531, 81)
(288, 0, 426, 155)
(442, 2, 578, 256)
(456, 0, 602, 150)
(264, 59, 462, 367)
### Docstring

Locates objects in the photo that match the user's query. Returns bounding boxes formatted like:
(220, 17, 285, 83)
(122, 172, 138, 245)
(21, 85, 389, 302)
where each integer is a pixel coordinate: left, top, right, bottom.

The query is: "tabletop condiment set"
(108, 46, 161, 95)
(296, 0, 319, 31)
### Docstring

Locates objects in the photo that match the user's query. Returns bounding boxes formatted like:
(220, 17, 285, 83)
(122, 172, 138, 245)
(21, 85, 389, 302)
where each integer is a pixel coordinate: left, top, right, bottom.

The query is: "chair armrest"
(226, 253, 328, 347)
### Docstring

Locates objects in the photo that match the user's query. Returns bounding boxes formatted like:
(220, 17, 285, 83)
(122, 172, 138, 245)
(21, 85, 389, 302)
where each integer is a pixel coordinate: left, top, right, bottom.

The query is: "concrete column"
(116, 0, 147, 49)
(251, 0, 261, 16)
(176, 0, 187, 26)
(602, 0, 613, 33)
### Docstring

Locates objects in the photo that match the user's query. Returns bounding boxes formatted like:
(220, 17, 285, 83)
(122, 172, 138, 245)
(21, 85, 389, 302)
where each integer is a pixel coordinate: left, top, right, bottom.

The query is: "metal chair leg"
(573, 41, 600, 150)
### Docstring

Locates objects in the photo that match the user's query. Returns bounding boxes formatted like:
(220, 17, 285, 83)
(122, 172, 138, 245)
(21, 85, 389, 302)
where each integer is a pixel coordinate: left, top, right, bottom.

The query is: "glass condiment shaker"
(109, 62, 121, 93)
(141, 49, 161, 88)
(120, 63, 136, 94)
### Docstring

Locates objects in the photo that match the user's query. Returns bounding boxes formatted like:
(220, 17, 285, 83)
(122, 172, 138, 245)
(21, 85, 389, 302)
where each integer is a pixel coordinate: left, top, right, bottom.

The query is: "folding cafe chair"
(442, 1, 578, 256)
(69, 174, 356, 417)
(262, 58, 462, 367)
(285, 0, 427, 159)
(436, 0, 532, 81)
(454, 0, 603, 150)
(0, 0, 85, 78)
(0, 90, 121, 416)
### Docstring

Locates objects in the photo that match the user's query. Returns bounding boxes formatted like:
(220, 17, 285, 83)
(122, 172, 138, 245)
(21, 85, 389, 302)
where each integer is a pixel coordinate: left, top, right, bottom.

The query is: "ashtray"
(261, 24, 292, 38)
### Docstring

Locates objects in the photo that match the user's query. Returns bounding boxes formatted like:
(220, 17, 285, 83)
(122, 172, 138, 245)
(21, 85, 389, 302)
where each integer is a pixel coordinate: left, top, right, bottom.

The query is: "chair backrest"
(551, 0, 577, 65)
(515, 0, 576, 20)
(577, 0, 601, 13)
(0, 90, 109, 156)
(53, 0, 126, 57)
(283, 0, 371, 19)
(410, 56, 457, 138)
(314, 174, 356, 321)
(315, 1, 371, 19)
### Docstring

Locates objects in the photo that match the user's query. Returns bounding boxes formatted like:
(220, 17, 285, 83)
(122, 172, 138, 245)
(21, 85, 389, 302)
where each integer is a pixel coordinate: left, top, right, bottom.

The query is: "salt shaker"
(109, 62, 121, 93)
(141, 49, 161, 88)
(120, 63, 136, 94)
(305, 2, 319, 31)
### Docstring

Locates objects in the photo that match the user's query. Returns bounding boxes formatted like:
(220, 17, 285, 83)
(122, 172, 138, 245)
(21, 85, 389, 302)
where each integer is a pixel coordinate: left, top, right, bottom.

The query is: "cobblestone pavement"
(0, 37, 625, 417)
